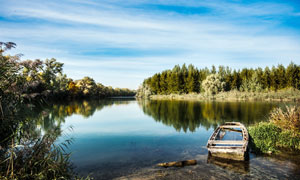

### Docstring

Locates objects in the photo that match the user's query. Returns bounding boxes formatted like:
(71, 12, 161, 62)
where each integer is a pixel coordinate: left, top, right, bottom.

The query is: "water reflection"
(26, 99, 282, 134)
(27, 99, 135, 133)
(138, 100, 280, 132)
(19, 99, 300, 179)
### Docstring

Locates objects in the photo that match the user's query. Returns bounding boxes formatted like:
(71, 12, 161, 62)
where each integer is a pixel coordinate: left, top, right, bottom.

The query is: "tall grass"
(1, 128, 71, 179)
(270, 106, 300, 135)
(0, 127, 92, 180)
(149, 88, 300, 101)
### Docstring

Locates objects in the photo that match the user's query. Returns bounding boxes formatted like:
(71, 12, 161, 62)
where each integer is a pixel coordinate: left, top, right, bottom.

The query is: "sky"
(1, 0, 300, 89)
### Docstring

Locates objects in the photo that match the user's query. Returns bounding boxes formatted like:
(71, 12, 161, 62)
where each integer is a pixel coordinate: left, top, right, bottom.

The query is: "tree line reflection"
(138, 100, 281, 132)
(26, 99, 283, 134)
(26, 99, 135, 133)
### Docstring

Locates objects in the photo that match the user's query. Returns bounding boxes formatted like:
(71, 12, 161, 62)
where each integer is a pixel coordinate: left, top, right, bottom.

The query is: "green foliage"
(278, 130, 300, 150)
(249, 106, 300, 154)
(201, 74, 225, 95)
(0, 42, 133, 179)
(141, 62, 300, 96)
(0, 42, 135, 102)
(240, 72, 263, 92)
(249, 122, 281, 153)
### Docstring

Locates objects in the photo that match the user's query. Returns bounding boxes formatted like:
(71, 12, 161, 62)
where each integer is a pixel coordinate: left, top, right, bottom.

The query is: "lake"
(31, 99, 300, 179)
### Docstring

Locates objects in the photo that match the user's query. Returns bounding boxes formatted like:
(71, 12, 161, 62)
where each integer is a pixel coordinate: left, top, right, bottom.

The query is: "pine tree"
(159, 71, 168, 94)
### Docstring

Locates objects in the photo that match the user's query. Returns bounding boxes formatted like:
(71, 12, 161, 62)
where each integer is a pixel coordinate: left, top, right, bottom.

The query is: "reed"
(0, 127, 92, 180)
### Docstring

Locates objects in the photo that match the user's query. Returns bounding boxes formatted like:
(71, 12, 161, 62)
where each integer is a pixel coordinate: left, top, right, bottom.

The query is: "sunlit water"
(33, 99, 300, 179)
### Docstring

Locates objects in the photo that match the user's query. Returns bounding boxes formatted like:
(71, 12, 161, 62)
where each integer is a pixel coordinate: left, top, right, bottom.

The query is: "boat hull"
(208, 149, 247, 161)
(206, 122, 249, 161)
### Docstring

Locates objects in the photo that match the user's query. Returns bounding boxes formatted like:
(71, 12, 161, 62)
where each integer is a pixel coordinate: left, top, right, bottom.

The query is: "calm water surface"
(32, 99, 300, 179)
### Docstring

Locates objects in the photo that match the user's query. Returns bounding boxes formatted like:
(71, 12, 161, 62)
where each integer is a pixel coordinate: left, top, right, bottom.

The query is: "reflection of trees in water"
(138, 100, 279, 132)
(27, 99, 134, 133)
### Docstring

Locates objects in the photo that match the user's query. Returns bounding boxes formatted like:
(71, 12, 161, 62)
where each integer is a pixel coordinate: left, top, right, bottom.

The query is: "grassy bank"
(147, 88, 300, 102)
(248, 105, 300, 154)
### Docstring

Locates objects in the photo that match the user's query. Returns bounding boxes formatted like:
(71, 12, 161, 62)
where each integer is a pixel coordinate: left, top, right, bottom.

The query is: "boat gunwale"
(207, 122, 249, 153)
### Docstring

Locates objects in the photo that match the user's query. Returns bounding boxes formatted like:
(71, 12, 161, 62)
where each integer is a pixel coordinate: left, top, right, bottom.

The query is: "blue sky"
(1, 0, 300, 89)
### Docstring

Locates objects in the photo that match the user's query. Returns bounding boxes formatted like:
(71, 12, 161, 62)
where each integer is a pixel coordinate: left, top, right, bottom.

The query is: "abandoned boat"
(207, 122, 249, 161)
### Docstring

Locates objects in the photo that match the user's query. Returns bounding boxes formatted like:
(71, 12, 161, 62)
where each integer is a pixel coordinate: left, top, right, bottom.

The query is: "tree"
(286, 62, 300, 89)
(159, 71, 168, 94)
(201, 74, 225, 95)
(41, 58, 64, 90)
(150, 73, 160, 94)
(240, 71, 262, 92)
(180, 64, 188, 93)
(75, 76, 97, 96)
(262, 67, 271, 90)
(186, 64, 199, 93)
(277, 64, 286, 89)
(168, 65, 181, 93)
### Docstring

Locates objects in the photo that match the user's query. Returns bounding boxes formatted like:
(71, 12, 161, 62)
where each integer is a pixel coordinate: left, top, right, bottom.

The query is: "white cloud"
(1, 0, 300, 89)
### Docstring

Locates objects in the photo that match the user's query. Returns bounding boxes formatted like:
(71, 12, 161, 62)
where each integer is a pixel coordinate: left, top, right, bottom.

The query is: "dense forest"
(138, 63, 300, 96)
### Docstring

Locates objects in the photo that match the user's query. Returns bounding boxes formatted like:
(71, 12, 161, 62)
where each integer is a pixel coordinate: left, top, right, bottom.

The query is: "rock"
(157, 160, 197, 168)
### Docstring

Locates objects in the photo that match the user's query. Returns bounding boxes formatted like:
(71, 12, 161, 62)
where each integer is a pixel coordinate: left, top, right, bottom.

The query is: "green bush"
(249, 122, 300, 154)
(249, 122, 281, 153)
(278, 130, 300, 150)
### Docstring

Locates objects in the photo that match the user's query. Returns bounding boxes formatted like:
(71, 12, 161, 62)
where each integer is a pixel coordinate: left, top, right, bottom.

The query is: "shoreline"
(142, 89, 300, 102)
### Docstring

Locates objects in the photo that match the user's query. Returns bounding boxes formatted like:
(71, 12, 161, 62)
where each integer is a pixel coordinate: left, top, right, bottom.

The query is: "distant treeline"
(140, 63, 300, 95)
(0, 42, 135, 105)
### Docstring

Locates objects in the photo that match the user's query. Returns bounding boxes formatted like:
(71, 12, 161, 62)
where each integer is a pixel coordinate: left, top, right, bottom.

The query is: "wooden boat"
(207, 122, 249, 161)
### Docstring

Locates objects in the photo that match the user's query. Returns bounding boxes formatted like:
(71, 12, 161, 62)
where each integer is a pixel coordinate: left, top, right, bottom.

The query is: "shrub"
(201, 74, 225, 95)
(270, 105, 300, 135)
(249, 106, 300, 154)
(278, 130, 300, 150)
(249, 122, 281, 153)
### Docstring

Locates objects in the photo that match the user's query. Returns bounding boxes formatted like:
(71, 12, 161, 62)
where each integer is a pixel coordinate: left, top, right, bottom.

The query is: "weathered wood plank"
(208, 140, 245, 145)
(221, 128, 242, 133)
(208, 146, 244, 149)
(220, 125, 243, 129)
